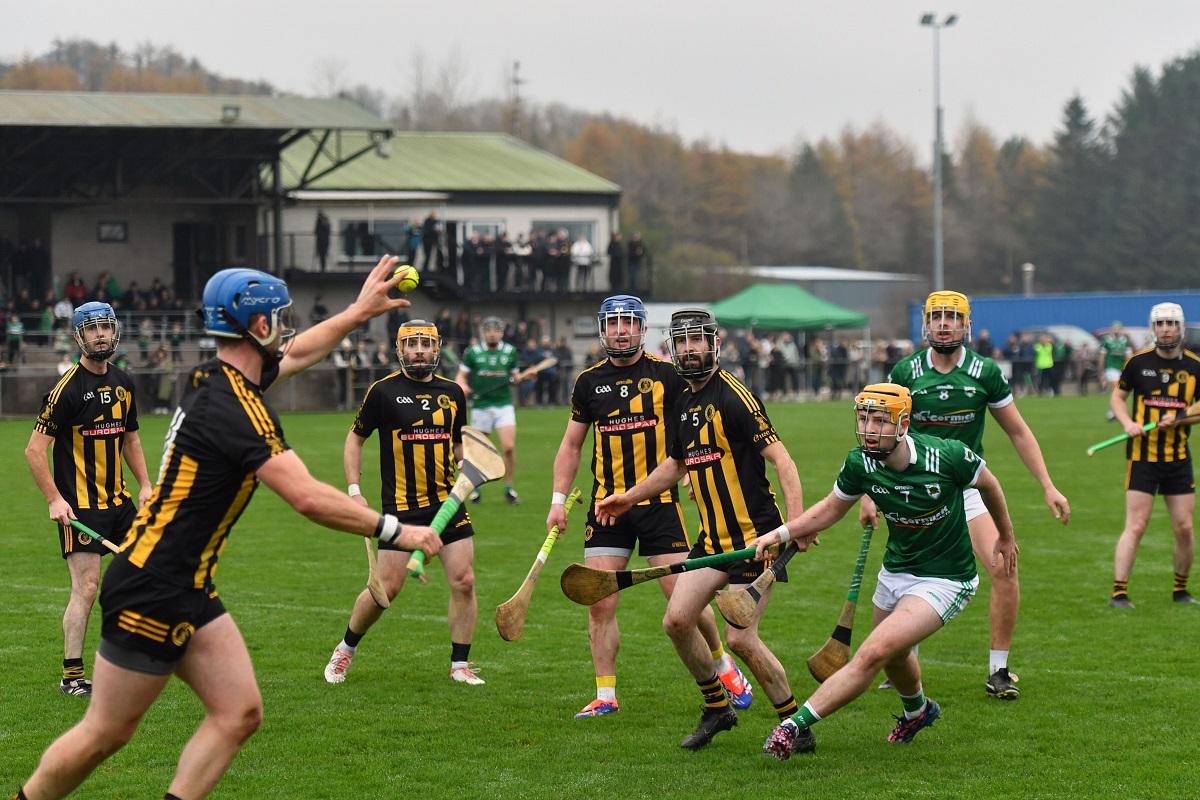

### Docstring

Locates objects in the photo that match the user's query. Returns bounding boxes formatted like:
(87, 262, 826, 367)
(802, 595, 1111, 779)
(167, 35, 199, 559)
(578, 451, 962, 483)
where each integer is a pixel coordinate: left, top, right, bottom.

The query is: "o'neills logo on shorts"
(399, 431, 452, 441)
(598, 416, 657, 433)
(685, 448, 723, 466)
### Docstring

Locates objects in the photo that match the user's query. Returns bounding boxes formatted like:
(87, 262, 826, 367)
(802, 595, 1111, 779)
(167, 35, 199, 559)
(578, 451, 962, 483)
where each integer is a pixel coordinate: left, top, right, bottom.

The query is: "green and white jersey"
(1100, 334, 1131, 371)
(460, 342, 520, 410)
(888, 346, 1012, 457)
(834, 432, 984, 581)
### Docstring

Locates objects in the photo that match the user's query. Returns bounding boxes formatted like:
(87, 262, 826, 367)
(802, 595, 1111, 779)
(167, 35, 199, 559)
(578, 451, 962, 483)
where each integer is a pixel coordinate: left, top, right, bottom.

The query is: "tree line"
(6, 39, 1200, 299)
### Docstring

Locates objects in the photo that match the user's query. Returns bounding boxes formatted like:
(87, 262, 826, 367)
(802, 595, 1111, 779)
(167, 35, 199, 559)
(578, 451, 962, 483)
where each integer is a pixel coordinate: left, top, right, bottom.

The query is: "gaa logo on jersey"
(1177, 370, 1190, 384)
(171, 622, 196, 647)
(705, 404, 716, 422)
(438, 395, 452, 409)
(116, 386, 128, 403)
(638, 378, 653, 394)
(926, 483, 942, 499)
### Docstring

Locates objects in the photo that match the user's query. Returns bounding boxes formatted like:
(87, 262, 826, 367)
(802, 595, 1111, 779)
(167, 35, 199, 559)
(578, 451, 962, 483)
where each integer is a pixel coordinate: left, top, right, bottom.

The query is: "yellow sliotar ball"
(392, 264, 420, 293)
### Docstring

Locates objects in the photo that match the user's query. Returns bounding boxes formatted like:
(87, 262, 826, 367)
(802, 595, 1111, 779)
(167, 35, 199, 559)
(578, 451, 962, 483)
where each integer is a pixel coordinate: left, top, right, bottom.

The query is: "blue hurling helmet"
(72, 301, 120, 361)
(597, 294, 647, 359)
(201, 269, 295, 349)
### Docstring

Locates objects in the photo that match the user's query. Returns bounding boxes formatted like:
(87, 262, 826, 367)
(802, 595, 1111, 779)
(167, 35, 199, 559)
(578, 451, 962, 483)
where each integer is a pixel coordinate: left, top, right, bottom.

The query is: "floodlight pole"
(921, 12, 957, 292)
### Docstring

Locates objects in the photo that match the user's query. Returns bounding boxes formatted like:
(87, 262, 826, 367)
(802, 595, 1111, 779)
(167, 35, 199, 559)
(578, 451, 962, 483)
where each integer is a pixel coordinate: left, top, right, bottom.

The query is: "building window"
(532, 220, 595, 246)
(339, 219, 409, 262)
(97, 221, 128, 243)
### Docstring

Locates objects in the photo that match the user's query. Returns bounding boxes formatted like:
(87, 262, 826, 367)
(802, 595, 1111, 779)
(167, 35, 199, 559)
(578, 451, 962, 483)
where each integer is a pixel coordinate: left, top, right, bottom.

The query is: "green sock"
(792, 702, 822, 730)
(900, 690, 927, 718)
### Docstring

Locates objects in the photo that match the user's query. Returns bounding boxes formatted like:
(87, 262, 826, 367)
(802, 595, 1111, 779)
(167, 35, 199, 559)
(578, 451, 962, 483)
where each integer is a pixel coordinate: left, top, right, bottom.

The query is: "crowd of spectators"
(1, 265, 201, 373)
(404, 213, 651, 296)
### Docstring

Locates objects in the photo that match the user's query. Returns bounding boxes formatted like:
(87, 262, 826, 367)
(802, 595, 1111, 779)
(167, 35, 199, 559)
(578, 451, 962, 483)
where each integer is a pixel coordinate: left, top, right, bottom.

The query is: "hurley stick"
(495, 487, 583, 641)
(714, 542, 801, 629)
(806, 524, 875, 683)
(68, 518, 122, 554)
(560, 545, 758, 606)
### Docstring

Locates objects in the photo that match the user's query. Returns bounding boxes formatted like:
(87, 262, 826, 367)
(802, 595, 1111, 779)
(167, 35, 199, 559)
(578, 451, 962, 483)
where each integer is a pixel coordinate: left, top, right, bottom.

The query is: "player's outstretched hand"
(351, 254, 412, 321)
(396, 524, 442, 557)
(595, 494, 631, 526)
(1044, 486, 1070, 525)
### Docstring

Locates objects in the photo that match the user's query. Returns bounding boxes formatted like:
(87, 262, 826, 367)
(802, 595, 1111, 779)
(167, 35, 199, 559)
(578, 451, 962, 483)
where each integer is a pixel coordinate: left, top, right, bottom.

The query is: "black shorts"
(1126, 459, 1196, 496)
(686, 540, 786, 586)
(59, 502, 136, 559)
(584, 501, 692, 559)
(381, 502, 474, 550)
(99, 556, 227, 674)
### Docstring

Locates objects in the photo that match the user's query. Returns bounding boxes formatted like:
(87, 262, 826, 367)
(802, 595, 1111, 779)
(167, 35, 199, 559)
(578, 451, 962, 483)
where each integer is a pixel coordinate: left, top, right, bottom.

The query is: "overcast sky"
(5, 1, 1200, 161)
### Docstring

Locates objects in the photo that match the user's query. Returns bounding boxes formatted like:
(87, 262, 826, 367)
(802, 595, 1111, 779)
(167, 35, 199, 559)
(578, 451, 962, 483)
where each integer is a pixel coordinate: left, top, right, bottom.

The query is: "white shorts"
(873, 567, 978, 624)
(470, 404, 516, 433)
(963, 487, 986, 522)
(1104, 368, 1121, 385)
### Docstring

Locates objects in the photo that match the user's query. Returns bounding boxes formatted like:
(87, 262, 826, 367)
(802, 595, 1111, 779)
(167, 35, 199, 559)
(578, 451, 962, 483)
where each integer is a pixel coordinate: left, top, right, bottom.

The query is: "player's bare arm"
(1108, 386, 1144, 437)
(857, 495, 880, 529)
(974, 467, 1019, 575)
(121, 430, 153, 506)
(25, 429, 74, 524)
(257, 449, 441, 555)
(990, 402, 1070, 524)
(755, 492, 853, 558)
(594, 456, 685, 525)
(344, 430, 370, 508)
(455, 366, 472, 398)
(279, 254, 411, 379)
(547, 420, 588, 533)
(761, 440, 804, 520)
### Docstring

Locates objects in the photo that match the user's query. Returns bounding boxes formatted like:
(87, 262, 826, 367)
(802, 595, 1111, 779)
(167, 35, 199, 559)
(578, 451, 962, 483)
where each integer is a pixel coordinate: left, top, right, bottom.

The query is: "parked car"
(1093, 325, 1153, 351)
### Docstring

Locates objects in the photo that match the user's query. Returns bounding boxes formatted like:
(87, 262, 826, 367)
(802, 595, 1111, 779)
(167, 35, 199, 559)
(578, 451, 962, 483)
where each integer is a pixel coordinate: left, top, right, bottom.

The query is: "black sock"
(63, 657, 85, 681)
(344, 628, 364, 649)
(451, 642, 471, 663)
(165, 793, 185, 800)
(698, 674, 729, 709)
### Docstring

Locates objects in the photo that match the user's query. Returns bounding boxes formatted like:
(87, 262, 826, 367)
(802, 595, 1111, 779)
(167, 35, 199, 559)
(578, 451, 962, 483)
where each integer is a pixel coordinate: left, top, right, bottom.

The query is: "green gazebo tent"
(709, 284, 868, 330)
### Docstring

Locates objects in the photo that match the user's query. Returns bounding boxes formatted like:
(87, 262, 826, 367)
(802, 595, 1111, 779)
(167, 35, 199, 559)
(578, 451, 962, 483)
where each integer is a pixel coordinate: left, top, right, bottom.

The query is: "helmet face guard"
(1150, 302, 1185, 350)
(597, 294, 647, 359)
(666, 308, 720, 380)
(923, 291, 972, 354)
(200, 269, 296, 360)
(853, 383, 912, 461)
(73, 301, 121, 361)
(397, 320, 441, 379)
(481, 316, 505, 345)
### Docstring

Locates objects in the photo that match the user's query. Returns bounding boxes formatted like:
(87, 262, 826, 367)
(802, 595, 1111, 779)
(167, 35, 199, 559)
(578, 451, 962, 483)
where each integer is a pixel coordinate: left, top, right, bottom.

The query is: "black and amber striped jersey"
(119, 359, 290, 589)
(351, 371, 465, 511)
(571, 353, 686, 504)
(668, 370, 784, 554)
(34, 363, 140, 511)
(1118, 348, 1200, 463)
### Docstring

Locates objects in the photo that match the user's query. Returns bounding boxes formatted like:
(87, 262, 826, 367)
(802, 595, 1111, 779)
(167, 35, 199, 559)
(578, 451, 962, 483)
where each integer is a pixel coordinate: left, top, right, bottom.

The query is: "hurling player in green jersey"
(861, 291, 1069, 701)
(756, 384, 1018, 759)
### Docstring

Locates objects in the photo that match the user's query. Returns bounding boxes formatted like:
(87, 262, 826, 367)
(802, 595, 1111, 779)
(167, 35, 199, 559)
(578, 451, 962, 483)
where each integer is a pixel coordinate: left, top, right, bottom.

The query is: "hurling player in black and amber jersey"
(14, 257, 442, 800)
(323, 320, 484, 686)
(548, 295, 752, 719)
(1109, 302, 1200, 608)
(26, 301, 152, 698)
(596, 309, 806, 753)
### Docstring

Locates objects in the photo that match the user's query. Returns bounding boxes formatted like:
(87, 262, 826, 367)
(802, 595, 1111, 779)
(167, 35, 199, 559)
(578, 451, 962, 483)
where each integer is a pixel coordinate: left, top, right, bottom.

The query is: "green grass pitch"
(3, 394, 1195, 798)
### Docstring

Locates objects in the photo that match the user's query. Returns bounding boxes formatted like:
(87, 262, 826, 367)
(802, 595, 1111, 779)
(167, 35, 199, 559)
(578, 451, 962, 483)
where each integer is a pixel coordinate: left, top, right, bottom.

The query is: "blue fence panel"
(909, 290, 1200, 342)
